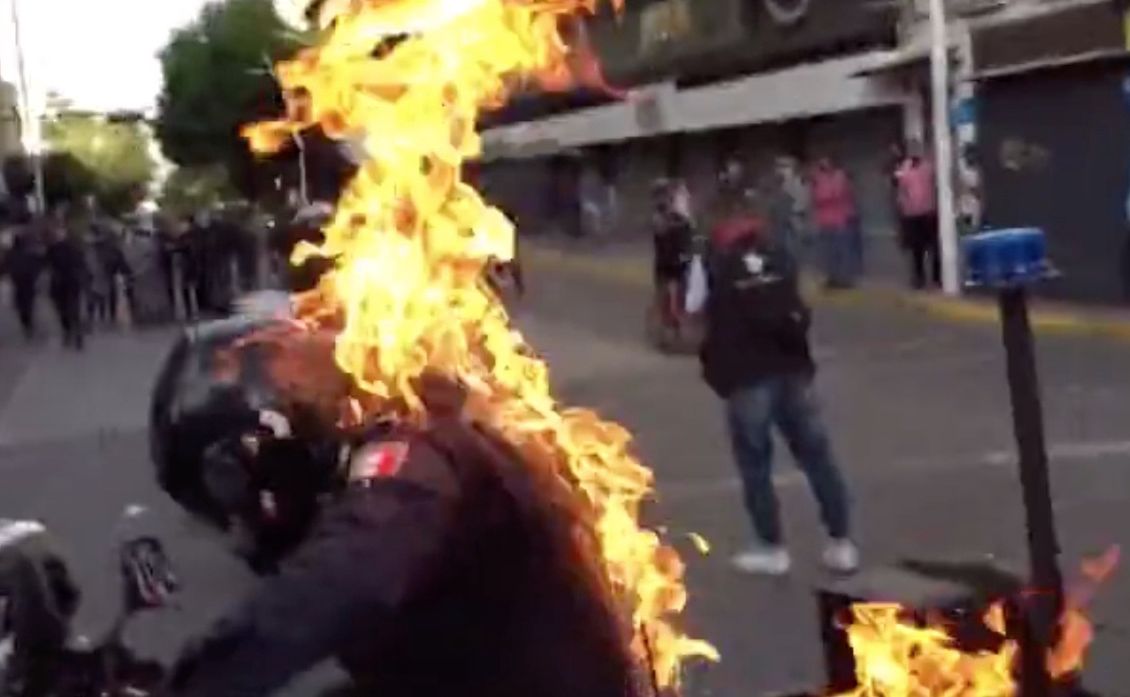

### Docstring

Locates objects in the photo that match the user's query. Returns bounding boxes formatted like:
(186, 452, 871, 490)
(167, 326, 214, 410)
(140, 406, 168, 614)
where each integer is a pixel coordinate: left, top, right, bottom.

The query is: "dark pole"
(998, 286, 1064, 697)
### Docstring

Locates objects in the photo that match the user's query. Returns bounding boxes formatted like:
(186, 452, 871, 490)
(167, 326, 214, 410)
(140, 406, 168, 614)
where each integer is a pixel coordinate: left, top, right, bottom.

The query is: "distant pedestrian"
(172, 218, 201, 321)
(185, 212, 217, 315)
(685, 186, 857, 576)
(809, 156, 859, 288)
(4, 222, 44, 340)
(83, 229, 112, 327)
(769, 156, 810, 262)
(895, 142, 940, 289)
(124, 226, 173, 326)
(44, 213, 88, 350)
(93, 222, 132, 326)
(155, 217, 179, 315)
(650, 178, 695, 331)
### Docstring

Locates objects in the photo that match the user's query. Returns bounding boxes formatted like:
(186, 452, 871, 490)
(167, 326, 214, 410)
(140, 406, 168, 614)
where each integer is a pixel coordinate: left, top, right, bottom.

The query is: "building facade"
(970, 0, 1130, 303)
(481, 0, 1130, 303)
(483, 0, 908, 241)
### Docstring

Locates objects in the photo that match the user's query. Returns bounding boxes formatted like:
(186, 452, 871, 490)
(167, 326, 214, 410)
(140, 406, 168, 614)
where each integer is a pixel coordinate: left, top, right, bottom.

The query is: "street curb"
(524, 245, 1130, 343)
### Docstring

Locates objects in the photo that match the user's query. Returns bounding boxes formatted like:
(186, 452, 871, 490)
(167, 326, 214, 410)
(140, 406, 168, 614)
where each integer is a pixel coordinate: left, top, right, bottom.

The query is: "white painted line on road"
(980, 439, 1130, 467)
(659, 437, 1130, 503)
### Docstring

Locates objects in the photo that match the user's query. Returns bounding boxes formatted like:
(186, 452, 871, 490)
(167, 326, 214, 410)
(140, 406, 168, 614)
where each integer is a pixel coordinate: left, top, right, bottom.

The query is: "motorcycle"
(0, 513, 178, 697)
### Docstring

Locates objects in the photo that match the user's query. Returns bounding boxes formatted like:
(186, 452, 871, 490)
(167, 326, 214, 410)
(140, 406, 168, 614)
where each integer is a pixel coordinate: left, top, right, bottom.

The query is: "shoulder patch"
(742, 252, 766, 275)
(351, 442, 410, 481)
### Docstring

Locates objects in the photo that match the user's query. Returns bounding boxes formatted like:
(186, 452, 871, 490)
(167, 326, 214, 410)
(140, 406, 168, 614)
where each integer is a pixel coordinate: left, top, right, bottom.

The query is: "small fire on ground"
(834, 547, 1119, 697)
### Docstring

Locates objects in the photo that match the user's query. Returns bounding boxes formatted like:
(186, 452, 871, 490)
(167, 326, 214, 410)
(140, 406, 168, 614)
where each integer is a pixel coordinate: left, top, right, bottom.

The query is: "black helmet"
(149, 317, 345, 571)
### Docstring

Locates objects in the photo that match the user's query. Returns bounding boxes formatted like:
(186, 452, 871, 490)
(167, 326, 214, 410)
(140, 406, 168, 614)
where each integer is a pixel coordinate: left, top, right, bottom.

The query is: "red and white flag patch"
(351, 442, 410, 481)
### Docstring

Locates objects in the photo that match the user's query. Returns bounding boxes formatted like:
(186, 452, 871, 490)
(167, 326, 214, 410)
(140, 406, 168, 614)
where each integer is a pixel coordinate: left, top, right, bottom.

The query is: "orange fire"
(834, 603, 1017, 696)
(835, 548, 1119, 697)
(244, 0, 716, 688)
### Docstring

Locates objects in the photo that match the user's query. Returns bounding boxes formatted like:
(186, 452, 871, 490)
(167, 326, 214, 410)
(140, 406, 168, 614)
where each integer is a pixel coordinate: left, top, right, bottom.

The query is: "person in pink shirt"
(894, 142, 940, 289)
(809, 156, 859, 288)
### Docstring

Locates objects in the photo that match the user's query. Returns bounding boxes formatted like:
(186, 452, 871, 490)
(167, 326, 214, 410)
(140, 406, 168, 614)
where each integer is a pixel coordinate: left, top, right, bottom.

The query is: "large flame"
(245, 0, 716, 687)
(835, 548, 1119, 697)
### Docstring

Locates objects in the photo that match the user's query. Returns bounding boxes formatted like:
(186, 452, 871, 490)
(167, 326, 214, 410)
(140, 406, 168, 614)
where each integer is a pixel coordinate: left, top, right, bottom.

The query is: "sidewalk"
(523, 236, 1130, 343)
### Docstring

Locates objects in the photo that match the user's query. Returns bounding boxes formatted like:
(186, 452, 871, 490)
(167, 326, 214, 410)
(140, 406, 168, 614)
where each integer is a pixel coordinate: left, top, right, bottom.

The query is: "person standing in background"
(155, 215, 180, 318)
(809, 156, 859, 289)
(685, 184, 858, 576)
(650, 178, 695, 332)
(894, 142, 940, 289)
(93, 221, 132, 326)
(188, 212, 217, 315)
(5, 219, 45, 340)
(770, 156, 810, 263)
(174, 217, 202, 322)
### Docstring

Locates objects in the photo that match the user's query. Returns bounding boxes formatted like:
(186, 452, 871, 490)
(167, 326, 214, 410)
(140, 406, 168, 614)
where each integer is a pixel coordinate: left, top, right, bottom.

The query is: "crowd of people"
(0, 200, 289, 350)
(650, 142, 942, 308)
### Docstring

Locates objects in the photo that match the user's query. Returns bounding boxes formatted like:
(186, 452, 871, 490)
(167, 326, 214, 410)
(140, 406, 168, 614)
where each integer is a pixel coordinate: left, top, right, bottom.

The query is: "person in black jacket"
(5, 222, 45, 340)
(687, 187, 856, 577)
(150, 319, 645, 697)
(44, 213, 89, 351)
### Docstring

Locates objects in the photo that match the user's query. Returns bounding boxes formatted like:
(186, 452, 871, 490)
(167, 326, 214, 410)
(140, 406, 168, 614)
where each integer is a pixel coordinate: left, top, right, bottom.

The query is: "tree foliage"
(42, 113, 156, 214)
(156, 0, 306, 197)
(160, 164, 237, 216)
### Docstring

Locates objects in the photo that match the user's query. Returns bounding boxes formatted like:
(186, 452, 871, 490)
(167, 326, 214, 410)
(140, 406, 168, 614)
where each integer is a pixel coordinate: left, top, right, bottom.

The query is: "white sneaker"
(823, 539, 860, 574)
(731, 545, 792, 576)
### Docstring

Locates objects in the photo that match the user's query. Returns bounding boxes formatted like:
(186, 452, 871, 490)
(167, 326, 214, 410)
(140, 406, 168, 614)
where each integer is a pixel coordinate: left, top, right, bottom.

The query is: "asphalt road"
(0, 257, 1128, 696)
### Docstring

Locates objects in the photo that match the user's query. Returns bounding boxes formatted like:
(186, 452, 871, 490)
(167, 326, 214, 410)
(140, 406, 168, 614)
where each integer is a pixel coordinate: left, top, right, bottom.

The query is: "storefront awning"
(971, 47, 1130, 81)
(851, 44, 932, 77)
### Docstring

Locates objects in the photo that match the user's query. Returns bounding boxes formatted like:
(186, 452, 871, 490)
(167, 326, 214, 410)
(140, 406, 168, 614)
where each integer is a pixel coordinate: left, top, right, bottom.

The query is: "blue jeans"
(725, 375, 851, 546)
(819, 227, 857, 287)
(848, 219, 865, 276)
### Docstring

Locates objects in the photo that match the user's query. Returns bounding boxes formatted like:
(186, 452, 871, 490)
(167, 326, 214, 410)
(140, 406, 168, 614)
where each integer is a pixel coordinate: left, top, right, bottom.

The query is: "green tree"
(42, 113, 156, 214)
(3, 152, 99, 211)
(160, 164, 237, 216)
(156, 0, 307, 198)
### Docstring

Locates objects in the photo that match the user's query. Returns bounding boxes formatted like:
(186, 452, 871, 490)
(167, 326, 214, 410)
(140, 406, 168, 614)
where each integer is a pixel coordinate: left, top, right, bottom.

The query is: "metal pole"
(928, 0, 960, 294)
(294, 129, 309, 206)
(998, 286, 1063, 696)
(9, 0, 44, 213)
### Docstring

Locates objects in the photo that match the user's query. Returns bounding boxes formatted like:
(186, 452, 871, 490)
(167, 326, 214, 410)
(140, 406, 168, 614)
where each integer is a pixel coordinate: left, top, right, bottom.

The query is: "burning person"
(685, 182, 858, 576)
(151, 319, 651, 696)
(150, 0, 716, 693)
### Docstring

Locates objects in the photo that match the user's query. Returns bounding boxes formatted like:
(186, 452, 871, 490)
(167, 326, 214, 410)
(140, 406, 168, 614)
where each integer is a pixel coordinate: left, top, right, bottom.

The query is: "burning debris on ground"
(812, 548, 1119, 697)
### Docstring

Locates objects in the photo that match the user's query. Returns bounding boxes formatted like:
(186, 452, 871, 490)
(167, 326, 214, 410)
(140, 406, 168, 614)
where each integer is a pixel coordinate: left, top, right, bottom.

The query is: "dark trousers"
(87, 291, 110, 326)
(181, 274, 200, 320)
(12, 280, 37, 338)
(1121, 233, 1130, 301)
(819, 227, 859, 288)
(50, 286, 84, 349)
(902, 214, 941, 289)
(725, 375, 851, 546)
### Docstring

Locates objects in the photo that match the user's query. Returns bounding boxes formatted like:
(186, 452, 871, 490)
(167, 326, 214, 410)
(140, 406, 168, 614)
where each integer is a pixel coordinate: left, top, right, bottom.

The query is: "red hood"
(711, 215, 763, 249)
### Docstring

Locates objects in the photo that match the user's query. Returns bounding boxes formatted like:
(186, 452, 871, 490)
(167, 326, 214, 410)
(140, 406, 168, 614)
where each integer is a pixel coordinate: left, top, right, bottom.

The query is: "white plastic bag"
(684, 254, 708, 314)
